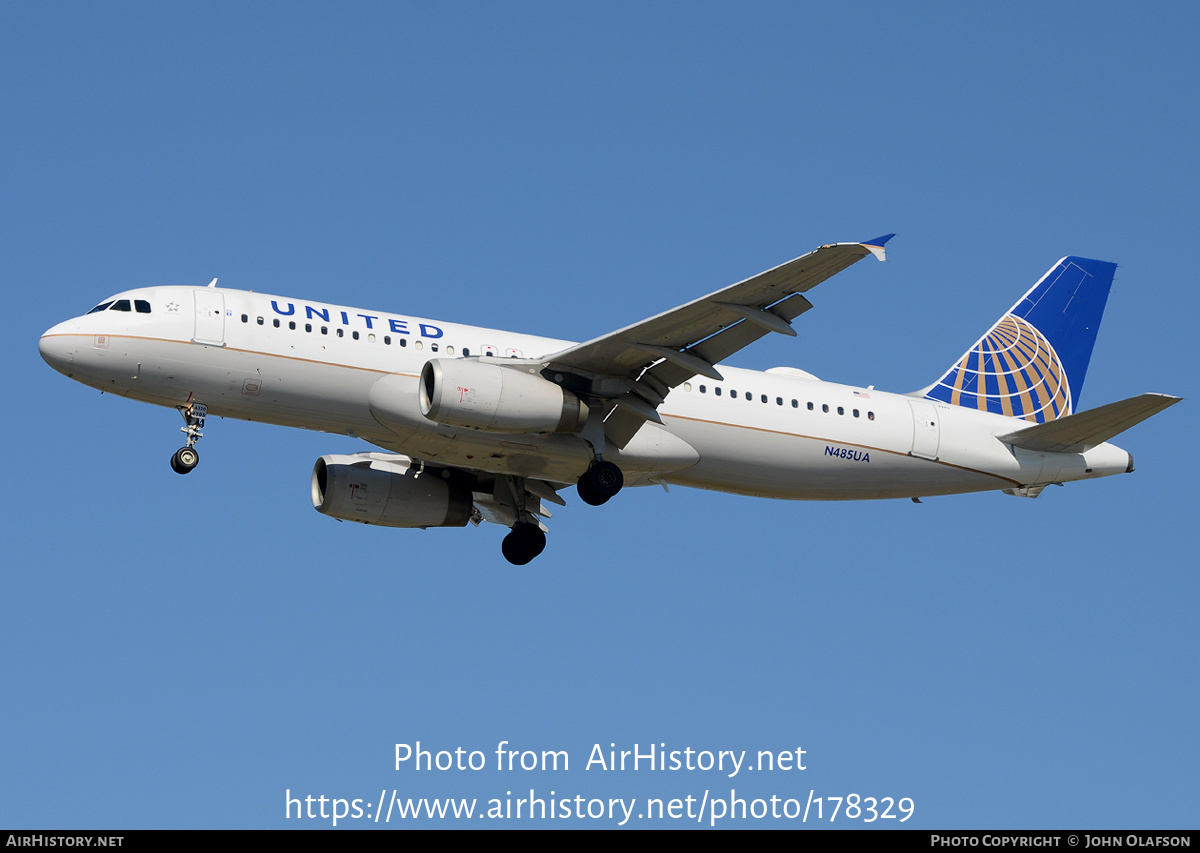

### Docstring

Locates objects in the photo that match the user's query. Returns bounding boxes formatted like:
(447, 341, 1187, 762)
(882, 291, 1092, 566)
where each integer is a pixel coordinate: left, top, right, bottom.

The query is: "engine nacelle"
(419, 358, 589, 434)
(312, 454, 472, 528)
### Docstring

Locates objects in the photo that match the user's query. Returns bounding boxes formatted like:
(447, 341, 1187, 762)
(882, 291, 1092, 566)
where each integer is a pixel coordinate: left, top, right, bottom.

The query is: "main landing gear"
(499, 460, 621, 564)
(496, 474, 550, 566)
(576, 460, 623, 506)
(170, 403, 207, 475)
(502, 522, 547, 566)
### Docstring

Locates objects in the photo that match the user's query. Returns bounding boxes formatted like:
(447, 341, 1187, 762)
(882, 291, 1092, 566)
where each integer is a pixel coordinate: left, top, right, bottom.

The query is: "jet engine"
(419, 358, 589, 434)
(312, 454, 472, 528)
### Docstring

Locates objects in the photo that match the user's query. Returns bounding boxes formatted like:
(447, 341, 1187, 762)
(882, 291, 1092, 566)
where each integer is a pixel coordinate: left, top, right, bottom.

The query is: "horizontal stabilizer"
(998, 393, 1181, 453)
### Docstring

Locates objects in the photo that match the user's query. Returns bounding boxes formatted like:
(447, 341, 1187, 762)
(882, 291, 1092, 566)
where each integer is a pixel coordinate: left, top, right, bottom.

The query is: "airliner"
(38, 236, 1179, 564)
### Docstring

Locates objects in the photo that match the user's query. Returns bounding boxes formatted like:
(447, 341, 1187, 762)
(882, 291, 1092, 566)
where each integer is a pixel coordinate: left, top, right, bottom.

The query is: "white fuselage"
(38, 285, 1133, 499)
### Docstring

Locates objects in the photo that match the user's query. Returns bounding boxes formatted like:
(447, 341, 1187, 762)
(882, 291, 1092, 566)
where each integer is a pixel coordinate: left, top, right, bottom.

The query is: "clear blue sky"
(3, 2, 1196, 829)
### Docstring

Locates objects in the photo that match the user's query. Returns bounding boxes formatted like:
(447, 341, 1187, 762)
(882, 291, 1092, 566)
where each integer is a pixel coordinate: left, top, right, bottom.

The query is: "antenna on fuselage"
(207, 278, 218, 288)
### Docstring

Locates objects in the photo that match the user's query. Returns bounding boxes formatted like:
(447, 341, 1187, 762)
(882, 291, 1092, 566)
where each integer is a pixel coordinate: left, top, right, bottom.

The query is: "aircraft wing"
(543, 235, 892, 445)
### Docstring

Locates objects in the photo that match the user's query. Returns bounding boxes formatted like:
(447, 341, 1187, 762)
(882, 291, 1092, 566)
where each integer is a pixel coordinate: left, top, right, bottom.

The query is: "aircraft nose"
(39, 321, 78, 373)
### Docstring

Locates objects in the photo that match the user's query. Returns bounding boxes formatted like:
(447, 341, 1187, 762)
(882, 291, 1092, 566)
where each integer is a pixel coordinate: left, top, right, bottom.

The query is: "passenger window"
(761, 394, 767, 403)
(241, 314, 248, 323)
(462, 348, 470, 356)
(868, 411, 875, 421)
(273, 319, 280, 328)
(807, 402, 814, 411)
(776, 397, 782, 405)
(289, 321, 296, 330)
(135, 300, 151, 314)
(400, 339, 408, 347)
(384, 336, 392, 345)
(837, 406, 844, 415)
(305, 323, 312, 332)
(715, 387, 722, 396)
(699, 385, 706, 393)
(322, 327, 329, 335)
(853, 409, 860, 418)
(257, 317, 264, 325)
(731, 390, 738, 399)
(368, 333, 376, 343)
(431, 343, 439, 352)
(791, 399, 798, 408)
(353, 331, 360, 340)
(822, 404, 829, 413)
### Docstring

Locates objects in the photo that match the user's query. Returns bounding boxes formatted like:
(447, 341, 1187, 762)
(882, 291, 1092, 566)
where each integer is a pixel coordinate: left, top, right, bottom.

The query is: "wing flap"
(634, 294, 818, 394)
(603, 403, 651, 448)
(998, 393, 1181, 453)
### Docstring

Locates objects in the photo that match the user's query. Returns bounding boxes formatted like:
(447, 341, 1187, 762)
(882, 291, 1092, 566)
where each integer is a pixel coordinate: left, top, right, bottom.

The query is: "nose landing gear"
(170, 446, 199, 474)
(171, 403, 207, 475)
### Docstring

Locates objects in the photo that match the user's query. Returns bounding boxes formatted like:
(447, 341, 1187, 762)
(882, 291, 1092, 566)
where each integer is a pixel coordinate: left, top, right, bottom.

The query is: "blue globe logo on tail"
(924, 257, 1116, 424)
(927, 313, 1070, 422)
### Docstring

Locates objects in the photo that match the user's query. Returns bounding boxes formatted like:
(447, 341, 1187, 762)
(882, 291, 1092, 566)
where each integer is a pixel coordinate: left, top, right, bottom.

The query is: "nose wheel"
(171, 446, 199, 474)
(576, 460, 623, 506)
(171, 402, 207, 475)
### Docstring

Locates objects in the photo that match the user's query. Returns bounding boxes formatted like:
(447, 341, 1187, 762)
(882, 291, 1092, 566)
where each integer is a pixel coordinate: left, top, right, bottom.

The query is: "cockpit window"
(85, 298, 150, 314)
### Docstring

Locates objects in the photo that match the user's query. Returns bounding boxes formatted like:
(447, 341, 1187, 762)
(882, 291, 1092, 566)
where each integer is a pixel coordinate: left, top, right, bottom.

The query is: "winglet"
(861, 233, 894, 262)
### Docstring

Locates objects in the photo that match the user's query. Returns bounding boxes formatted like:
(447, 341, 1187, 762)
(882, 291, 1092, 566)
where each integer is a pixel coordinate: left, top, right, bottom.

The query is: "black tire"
(171, 447, 199, 475)
(576, 476, 598, 505)
(502, 523, 547, 565)
(576, 460, 623, 506)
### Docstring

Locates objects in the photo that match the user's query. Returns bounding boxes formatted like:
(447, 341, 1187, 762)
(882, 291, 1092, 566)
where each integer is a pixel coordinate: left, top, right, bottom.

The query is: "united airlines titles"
(269, 299, 443, 338)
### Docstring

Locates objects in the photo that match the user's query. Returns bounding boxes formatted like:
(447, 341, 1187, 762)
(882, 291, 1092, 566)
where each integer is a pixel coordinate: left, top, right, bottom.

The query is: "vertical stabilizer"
(924, 257, 1116, 422)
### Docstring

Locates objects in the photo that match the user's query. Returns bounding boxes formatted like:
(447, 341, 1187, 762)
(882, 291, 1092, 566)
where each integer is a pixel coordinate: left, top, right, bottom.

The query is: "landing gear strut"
(576, 460, 623, 506)
(171, 403, 207, 475)
(502, 522, 546, 565)
(495, 474, 549, 565)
